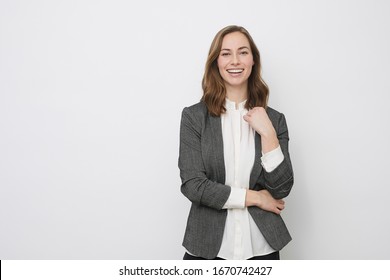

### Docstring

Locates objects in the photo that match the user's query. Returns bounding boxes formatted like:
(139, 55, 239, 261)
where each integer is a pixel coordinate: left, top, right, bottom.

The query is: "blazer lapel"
(209, 114, 226, 185)
(249, 132, 263, 189)
(208, 113, 263, 189)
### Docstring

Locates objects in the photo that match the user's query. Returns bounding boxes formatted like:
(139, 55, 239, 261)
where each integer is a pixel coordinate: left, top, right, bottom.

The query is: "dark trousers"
(183, 251, 280, 260)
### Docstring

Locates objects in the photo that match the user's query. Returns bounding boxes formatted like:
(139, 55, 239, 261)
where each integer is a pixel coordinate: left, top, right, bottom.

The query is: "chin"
(227, 81, 246, 87)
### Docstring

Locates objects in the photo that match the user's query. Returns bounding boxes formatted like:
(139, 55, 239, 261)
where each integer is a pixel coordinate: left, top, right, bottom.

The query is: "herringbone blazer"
(178, 101, 294, 259)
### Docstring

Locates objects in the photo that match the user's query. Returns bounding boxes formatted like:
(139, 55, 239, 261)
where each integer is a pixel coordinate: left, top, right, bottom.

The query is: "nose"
(231, 53, 240, 65)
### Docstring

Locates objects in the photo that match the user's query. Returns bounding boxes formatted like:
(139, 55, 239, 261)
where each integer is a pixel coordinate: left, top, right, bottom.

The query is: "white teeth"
(227, 69, 243, 73)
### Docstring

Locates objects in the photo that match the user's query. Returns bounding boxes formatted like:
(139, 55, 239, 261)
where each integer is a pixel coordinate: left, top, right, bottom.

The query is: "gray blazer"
(178, 101, 294, 259)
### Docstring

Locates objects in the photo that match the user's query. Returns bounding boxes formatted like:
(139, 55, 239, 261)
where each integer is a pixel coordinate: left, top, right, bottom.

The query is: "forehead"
(221, 31, 251, 49)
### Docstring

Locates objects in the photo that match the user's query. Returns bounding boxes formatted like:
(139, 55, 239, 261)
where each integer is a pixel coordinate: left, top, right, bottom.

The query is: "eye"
(240, 51, 249, 55)
(221, 52, 230, 56)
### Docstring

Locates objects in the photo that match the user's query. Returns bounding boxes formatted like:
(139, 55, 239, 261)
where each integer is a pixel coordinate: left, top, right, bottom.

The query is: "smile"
(227, 69, 244, 74)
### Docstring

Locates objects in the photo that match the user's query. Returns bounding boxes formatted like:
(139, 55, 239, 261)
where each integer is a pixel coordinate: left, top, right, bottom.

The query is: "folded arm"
(262, 113, 294, 199)
(179, 107, 231, 210)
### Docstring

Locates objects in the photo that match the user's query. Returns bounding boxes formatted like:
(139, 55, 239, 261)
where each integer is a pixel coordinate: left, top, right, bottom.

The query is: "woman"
(178, 25, 293, 260)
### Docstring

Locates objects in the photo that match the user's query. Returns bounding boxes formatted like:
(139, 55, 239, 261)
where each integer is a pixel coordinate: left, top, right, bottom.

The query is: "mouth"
(227, 69, 244, 74)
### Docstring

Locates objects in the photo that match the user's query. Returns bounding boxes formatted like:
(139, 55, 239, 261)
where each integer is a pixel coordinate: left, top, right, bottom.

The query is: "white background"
(1, 0, 389, 259)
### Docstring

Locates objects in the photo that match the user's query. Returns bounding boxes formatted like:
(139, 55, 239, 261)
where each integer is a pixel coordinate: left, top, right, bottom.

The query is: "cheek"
(217, 58, 222, 68)
(246, 68, 253, 77)
(246, 56, 254, 66)
(246, 58, 254, 72)
(217, 59, 225, 73)
(246, 62, 253, 76)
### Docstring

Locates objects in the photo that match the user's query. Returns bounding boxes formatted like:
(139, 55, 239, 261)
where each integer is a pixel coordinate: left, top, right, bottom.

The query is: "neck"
(225, 84, 248, 105)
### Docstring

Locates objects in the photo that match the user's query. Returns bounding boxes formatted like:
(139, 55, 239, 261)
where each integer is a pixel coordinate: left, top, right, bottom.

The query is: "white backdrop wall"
(1, 0, 389, 259)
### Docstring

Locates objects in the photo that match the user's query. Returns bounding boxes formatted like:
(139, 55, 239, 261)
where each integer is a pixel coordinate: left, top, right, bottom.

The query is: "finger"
(277, 204, 285, 210)
(277, 199, 285, 205)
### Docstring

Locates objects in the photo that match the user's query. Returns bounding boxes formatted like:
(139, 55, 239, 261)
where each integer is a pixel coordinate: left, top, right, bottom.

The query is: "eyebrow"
(220, 46, 250, 52)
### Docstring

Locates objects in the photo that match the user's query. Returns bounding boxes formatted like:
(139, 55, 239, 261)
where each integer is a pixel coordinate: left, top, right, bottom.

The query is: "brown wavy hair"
(201, 25, 269, 116)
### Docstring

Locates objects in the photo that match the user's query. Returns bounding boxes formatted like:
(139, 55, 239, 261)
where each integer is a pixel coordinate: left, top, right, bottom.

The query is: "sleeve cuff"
(222, 187, 246, 209)
(261, 145, 284, 173)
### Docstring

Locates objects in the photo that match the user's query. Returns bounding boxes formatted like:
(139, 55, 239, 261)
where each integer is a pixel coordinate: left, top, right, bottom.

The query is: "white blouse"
(218, 98, 284, 260)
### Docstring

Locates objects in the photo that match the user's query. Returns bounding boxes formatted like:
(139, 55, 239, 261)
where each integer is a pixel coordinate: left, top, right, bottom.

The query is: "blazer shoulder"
(181, 101, 208, 122)
(266, 106, 283, 119)
(183, 101, 207, 114)
(266, 106, 288, 129)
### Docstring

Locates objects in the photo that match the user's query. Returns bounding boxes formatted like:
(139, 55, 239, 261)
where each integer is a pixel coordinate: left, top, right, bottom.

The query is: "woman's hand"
(243, 107, 279, 153)
(243, 107, 274, 136)
(245, 189, 285, 215)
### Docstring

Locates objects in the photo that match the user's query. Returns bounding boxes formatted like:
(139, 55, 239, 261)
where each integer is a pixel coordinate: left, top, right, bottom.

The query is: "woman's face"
(217, 31, 254, 90)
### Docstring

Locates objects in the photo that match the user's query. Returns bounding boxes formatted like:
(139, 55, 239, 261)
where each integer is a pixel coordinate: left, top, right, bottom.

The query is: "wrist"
(245, 190, 261, 207)
(258, 128, 276, 140)
(261, 132, 279, 154)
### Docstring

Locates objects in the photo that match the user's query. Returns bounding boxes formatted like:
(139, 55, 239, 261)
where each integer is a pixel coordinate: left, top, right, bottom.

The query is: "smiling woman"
(201, 26, 269, 117)
(178, 25, 294, 260)
(217, 33, 254, 99)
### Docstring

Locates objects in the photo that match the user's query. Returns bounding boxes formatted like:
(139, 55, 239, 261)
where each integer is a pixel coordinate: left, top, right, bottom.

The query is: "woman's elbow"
(180, 180, 202, 205)
(266, 176, 294, 199)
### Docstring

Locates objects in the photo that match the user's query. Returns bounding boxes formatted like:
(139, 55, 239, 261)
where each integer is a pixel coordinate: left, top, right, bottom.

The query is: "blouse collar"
(225, 98, 247, 111)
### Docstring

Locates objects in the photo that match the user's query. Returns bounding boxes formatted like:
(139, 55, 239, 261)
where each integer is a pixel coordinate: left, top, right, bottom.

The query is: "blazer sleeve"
(178, 107, 231, 210)
(263, 113, 294, 199)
